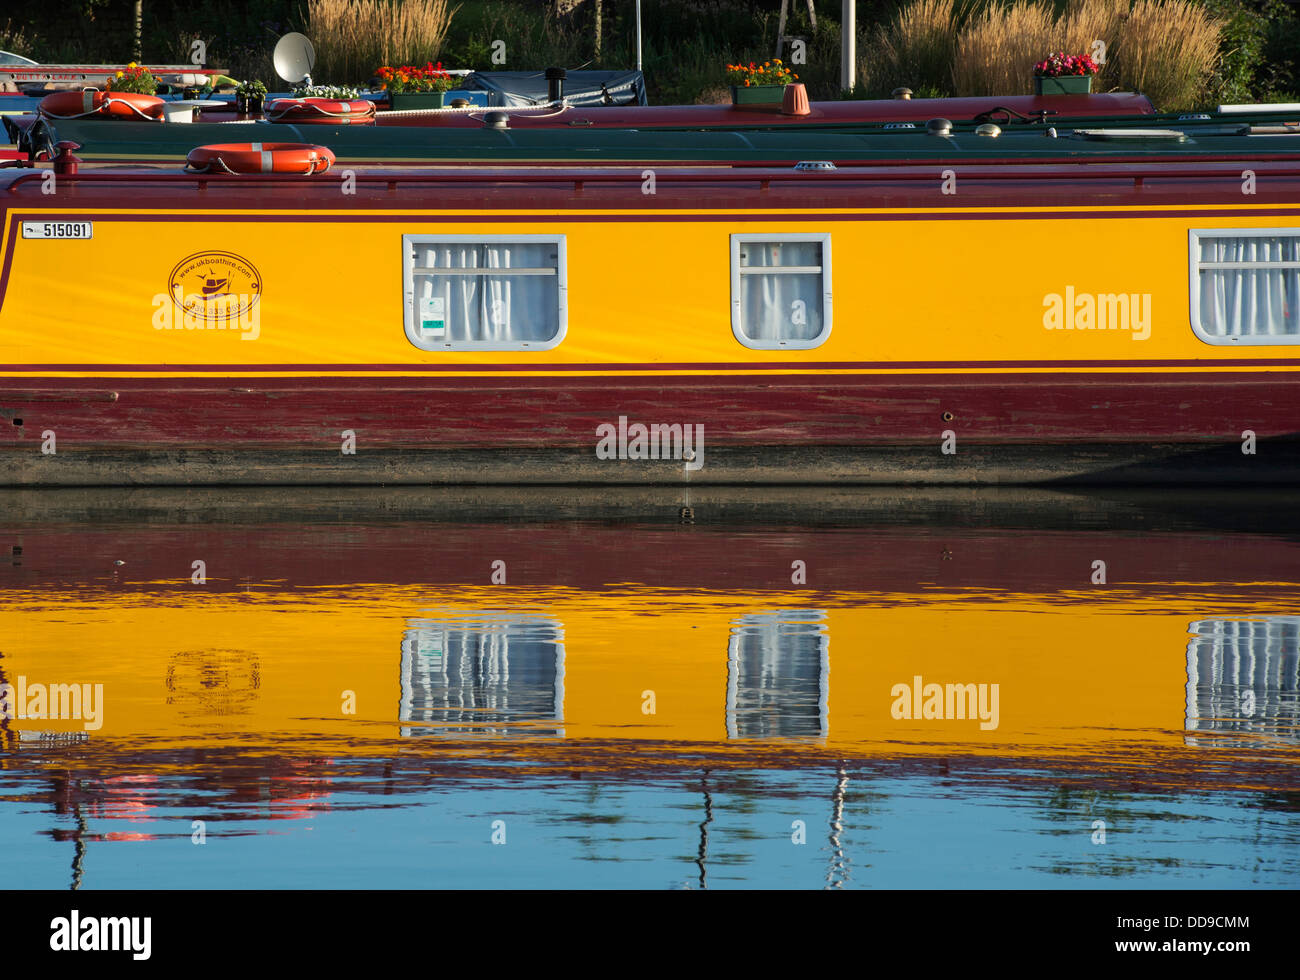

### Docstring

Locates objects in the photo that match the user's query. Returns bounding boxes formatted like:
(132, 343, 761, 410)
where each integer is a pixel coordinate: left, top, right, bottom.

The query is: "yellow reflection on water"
(3, 584, 1295, 782)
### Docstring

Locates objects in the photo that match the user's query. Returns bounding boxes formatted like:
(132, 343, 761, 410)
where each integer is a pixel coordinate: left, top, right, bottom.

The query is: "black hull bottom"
(1, 441, 1297, 486)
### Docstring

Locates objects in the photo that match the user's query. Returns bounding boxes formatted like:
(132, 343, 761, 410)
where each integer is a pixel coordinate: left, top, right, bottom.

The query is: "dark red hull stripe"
(2, 373, 1296, 444)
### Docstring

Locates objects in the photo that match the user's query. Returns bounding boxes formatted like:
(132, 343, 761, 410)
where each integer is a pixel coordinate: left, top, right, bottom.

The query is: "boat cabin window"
(1190, 229, 1300, 345)
(402, 234, 567, 351)
(730, 234, 833, 349)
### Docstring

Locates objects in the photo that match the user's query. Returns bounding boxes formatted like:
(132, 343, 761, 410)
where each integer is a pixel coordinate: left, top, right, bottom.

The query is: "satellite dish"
(273, 32, 315, 86)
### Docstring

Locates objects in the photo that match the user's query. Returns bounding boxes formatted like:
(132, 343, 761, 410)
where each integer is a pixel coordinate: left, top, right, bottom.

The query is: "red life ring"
(39, 90, 165, 121)
(184, 143, 336, 175)
(264, 97, 376, 125)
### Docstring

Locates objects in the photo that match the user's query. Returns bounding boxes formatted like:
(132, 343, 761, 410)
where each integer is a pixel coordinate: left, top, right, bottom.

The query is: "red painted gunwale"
(4, 161, 1300, 213)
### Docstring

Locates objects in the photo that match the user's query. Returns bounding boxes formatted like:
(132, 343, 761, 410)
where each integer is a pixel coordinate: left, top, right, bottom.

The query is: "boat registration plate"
(22, 221, 93, 240)
(418, 295, 446, 338)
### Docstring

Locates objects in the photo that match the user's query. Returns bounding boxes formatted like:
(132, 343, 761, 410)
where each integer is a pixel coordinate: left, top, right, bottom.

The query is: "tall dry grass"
(932, 0, 1223, 108)
(952, 1, 1060, 96)
(1107, 0, 1222, 109)
(306, 0, 459, 85)
(868, 0, 963, 96)
(1059, 0, 1127, 93)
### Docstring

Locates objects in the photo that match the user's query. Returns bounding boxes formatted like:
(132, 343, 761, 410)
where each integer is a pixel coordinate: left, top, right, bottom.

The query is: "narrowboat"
(1, 150, 1299, 485)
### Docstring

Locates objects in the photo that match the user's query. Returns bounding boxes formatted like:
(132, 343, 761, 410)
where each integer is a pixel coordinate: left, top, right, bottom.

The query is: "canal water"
(1, 487, 1296, 889)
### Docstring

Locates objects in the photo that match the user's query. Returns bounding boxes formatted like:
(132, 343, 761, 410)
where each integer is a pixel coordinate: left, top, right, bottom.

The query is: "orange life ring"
(39, 90, 165, 121)
(184, 142, 336, 175)
(264, 97, 376, 125)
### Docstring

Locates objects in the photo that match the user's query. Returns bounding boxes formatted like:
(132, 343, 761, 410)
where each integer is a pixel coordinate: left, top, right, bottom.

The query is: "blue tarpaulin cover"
(462, 70, 646, 107)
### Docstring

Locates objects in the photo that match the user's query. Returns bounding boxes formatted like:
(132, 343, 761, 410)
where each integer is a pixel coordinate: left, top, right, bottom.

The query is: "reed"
(952, 1, 1060, 97)
(0, 19, 37, 61)
(1107, 0, 1223, 109)
(306, 0, 459, 85)
(1059, 0, 1126, 92)
(869, 0, 962, 96)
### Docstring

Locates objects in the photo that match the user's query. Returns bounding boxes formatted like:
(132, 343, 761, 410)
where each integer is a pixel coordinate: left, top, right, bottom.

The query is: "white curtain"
(416, 242, 558, 344)
(1199, 236, 1300, 339)
(738, 241, 824, 343)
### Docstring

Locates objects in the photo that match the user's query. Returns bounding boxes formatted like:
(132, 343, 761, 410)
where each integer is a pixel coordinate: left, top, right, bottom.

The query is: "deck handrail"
(6, 160, 1300, 196)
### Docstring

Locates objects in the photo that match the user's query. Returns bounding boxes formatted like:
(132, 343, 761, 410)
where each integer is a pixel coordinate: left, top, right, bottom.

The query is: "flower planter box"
(1035, 75, 1092, 95)
(388, 91, 450, 110)
(730, 84, 786, 109)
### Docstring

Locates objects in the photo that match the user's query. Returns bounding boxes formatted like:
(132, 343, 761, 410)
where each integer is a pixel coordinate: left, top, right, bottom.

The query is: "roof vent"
(926, 117, 952, 136)
(892, 87, 913, 100)
(1219, 102, 1300, 114)
(884, 121, 916, 129)
(483, 111, 509, 130)
(1072, 128, 1187, 142)
(975, 122, 1001, 137)
(794, 160, 837, 172)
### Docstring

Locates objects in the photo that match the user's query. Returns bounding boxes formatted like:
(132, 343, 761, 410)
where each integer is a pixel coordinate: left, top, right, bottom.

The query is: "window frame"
(729, 232, 833, 350)
(1188, 227, 1300, 346)
(402, 233, 568, 352)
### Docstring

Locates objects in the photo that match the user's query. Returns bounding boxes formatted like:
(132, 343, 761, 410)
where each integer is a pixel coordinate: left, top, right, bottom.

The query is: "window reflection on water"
(399, 615, 565, 738)
(726, 610, 830, 740)
(1186, 617, 1300, 747)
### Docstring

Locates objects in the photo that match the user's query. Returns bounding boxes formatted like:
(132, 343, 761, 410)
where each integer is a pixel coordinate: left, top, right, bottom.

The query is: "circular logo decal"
(168, 250, 261, 322)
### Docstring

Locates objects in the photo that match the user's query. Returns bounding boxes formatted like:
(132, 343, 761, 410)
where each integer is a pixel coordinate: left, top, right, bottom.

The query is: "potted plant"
(726, 59, 796, 109)
(292, 84, 361, 99)
(106, 62, 158, 96)
(377, 62, 456, 110)
(1033, 52, 1099, 95)
(236, 79, 268, 113)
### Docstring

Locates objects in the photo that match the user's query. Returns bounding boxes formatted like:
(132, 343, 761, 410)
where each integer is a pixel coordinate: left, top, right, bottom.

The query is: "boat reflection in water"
(1, 487, 1298, 889)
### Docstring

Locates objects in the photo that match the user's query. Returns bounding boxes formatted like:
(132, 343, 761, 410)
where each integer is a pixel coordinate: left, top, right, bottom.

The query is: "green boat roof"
(35, 109, 1300, 164)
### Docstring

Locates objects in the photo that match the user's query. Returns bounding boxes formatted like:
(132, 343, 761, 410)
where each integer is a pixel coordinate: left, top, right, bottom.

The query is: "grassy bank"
(2, 0, 1297, 110)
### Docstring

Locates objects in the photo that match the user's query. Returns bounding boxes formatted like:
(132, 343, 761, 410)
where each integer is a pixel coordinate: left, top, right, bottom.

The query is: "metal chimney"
(545, 67, 567, 104)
